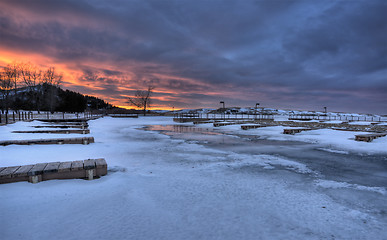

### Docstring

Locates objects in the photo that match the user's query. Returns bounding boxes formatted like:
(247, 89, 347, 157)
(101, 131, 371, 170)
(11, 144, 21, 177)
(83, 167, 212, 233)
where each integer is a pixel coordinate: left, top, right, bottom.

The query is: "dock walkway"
(355, 133, 387, 142)
(12, 129, 90, 134)
(0, 158, 107, 184)
(0, 137, 94, 146)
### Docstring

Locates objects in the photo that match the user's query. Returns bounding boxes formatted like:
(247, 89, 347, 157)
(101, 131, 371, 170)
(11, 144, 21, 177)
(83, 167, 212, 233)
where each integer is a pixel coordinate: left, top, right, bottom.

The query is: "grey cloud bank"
(0, 0, 386, 113)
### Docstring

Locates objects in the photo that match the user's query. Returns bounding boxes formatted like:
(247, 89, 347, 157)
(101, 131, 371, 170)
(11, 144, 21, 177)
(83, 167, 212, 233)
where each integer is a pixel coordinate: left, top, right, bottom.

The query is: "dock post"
(86, 169, 94, 180)
(29, 175, 42, 183)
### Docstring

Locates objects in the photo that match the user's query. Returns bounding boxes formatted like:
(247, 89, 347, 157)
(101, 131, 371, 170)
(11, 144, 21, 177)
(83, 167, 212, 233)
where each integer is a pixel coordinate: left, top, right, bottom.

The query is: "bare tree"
(5, 62, 21, 96)
(0, 68, 14, 114)
(128, 86, 154, 116)
(20, 62, 43, 112)
(43, 67, 63, 113)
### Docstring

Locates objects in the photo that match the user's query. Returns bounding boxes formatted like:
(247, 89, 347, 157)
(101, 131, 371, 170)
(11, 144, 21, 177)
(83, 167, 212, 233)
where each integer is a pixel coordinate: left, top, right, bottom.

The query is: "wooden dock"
(0, 158, 107, 184)
(47, 122, 89, 126)
(0, 137, 94, 146)
(241, 124, 265, 130)
(38, 119, 88, 123)
(193, 120, 214, 124)
(214, 120, 255, 127)
(32, 125, 88, 129)
(283, 128, 313, 135)
(355, 133, 387, 142)
(109, 114, 138, 118)
(12, 129, 90, 134)
(213, 122, 237, 127)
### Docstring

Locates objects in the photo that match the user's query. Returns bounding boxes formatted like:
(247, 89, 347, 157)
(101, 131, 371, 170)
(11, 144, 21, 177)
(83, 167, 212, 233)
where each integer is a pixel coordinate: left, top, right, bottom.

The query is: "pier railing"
(288, 114, 383, 122)
(173, 113, 274, 122)
(0, 111, 102, 125)
(173, 113, 385, 123)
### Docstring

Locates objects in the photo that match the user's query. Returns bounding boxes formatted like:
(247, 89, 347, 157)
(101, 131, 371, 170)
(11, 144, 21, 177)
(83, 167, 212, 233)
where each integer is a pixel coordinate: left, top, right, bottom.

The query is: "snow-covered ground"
(1, 117, 386, 240)
(218, 124, 387, 154)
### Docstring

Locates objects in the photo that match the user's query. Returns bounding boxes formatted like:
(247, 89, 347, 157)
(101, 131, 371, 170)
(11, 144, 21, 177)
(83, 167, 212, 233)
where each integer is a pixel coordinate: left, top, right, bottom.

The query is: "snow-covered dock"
(0, 137, 94, 146)
(12, 129, 90, 134)
(283, 128, 314, 135)
(241, 124, 266, 130)
(355, 133, 387, 142)
(0, 158, 107, 184)
(32, 125, 88, 129)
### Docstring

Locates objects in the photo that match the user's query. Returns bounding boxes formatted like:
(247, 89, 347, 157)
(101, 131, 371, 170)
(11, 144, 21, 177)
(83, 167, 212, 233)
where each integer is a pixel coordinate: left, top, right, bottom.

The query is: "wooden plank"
(38, 119, 87, 123)
(33, 125, 87, 129)
(83, 159, 96, 170)
(28, 163, 48, 176)
(12, 129, 90, 134)
(44, 162, 61, 173)
(1, 158, 107, 184)
(95, 158, 107, 176)
(0, 166, 20, 179)
(13, 165, 34, 177)
(241, 125, 263, 130)
(58, 162, 72, 172)
(355, 133, 387, 142)
(0, 137, 94, 146)
(82, 137, 94, 144)
(95, 158, 107, 169)
(283, 128, 312, 135)
(71, 161, 84, 171)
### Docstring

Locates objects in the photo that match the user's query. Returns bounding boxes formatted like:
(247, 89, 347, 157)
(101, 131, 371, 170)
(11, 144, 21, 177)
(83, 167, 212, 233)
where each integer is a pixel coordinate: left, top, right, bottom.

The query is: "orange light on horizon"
(116, 105, 181, 111)
(0, 49, 242, 110)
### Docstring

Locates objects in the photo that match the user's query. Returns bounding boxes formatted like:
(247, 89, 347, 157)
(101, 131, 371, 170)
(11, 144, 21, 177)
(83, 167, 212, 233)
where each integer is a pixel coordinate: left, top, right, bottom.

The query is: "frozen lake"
(145, 124, 387, 221)
(1, 117, 386, 239)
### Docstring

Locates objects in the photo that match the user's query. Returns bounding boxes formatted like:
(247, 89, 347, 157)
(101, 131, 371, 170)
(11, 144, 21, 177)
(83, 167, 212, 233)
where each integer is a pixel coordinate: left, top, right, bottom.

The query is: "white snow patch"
(317, 148, 349, 155)
(316, 180, 387, 195)
(221, 125, 387, 154)
(348, 121, 374, 125)
(323, 120, 343, 124)
(216, 153, 314, 174)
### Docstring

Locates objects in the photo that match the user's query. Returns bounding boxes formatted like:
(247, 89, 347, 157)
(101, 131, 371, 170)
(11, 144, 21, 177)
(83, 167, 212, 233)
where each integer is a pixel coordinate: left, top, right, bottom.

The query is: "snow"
(315, 180, 387, 195)
(1, 117, 386, 239)
(348, 121, 375, 125)
(322, 120, 343, 124)
(220, 125, 387, 154)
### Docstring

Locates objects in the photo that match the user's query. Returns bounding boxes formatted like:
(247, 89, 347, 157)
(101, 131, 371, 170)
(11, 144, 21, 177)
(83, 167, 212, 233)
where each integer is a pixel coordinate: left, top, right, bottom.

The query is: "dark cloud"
(0, 0, 386, 113)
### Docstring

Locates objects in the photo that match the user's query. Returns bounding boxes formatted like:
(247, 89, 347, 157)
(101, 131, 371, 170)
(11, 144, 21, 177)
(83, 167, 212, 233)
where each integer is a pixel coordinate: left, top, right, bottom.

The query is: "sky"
(0, 0, 386, 114)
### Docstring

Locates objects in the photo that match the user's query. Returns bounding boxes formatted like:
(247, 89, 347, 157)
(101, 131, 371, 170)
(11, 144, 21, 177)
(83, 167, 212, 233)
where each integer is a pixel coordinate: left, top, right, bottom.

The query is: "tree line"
(0, 62, 111, 113)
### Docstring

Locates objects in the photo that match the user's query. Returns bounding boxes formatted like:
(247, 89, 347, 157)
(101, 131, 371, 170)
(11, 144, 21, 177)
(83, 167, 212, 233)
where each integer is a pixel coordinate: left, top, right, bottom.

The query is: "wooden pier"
(0, 137, 94, 146)
(12, 129, 90, 134)
(355, 133, 387, 142)
(213, 122, 237, 127)
(213, 120, 255, 127)
(0, 158, 107, 184)
(193, 120, 214, 124)
(241, 124, 265, 130)
(283, 128, 313, 135)
(32, 125, 88, 129)
(38, 119, 88, 123)
(109, 114, 138, 118)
